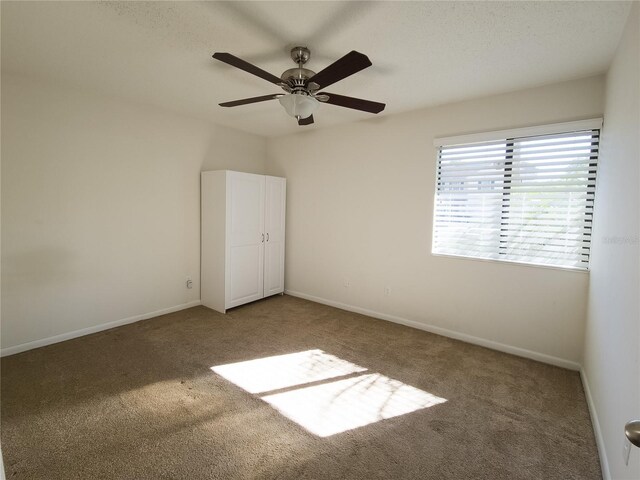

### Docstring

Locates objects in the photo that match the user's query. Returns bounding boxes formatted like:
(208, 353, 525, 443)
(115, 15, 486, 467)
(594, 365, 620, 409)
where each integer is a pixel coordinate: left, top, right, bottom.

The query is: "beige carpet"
(1, 295, 601, 479)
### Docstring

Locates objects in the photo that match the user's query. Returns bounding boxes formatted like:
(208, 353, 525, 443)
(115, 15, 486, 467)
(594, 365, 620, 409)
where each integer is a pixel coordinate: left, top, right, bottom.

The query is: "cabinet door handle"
(261, 233, 264, 243)
(266, 233, 269, 242)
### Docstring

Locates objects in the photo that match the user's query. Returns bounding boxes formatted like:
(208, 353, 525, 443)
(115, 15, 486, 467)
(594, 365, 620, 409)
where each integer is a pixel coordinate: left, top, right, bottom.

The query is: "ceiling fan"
(212, 47, 385, 126)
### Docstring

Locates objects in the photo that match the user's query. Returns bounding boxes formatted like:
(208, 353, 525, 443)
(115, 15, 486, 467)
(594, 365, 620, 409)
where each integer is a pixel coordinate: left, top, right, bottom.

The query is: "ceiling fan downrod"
(280, 46, 317, 95)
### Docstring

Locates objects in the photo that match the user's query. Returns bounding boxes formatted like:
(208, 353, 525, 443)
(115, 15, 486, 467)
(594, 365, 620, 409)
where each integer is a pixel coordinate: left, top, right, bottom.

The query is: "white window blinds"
(433, 122, 600, 270)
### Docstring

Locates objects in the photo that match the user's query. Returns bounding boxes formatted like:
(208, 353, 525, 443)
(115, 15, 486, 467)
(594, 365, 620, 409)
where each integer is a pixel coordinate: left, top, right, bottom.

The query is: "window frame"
(431, 118, 603, 273)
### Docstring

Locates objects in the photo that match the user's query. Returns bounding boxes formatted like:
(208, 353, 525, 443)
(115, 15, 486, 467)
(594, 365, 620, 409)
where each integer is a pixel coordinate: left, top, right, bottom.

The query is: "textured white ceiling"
(1, 1, 632, 137)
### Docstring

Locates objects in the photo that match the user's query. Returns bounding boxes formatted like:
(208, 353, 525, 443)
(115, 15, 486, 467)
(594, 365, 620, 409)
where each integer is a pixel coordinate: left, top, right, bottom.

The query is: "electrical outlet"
(384, 286, 391, 296)
(186, 276, 193, 289)
(343, 278, 350, 288)
(624, 437, 631, 465)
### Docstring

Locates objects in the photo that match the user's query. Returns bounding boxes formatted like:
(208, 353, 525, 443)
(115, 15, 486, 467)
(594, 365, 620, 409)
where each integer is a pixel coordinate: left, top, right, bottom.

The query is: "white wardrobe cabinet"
(201, 170, 286, 313)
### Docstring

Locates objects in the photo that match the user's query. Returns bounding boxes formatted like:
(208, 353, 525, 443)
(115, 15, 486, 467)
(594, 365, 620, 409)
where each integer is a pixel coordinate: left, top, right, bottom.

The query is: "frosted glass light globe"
(279, 93, 319, 119)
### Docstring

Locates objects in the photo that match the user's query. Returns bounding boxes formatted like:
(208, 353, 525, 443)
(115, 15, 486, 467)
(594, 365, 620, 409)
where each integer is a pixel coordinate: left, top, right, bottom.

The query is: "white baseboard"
(0, 300, 202, 357)
(0, 445, 5, 480)
(285, 289, 581, 371)
(580, 368, 611, 480)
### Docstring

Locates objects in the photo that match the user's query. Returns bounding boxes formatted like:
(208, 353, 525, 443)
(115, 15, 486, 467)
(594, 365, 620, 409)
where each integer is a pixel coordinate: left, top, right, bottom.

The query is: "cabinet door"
(263, 176, 286, 297)
(226, 172, 265, 308)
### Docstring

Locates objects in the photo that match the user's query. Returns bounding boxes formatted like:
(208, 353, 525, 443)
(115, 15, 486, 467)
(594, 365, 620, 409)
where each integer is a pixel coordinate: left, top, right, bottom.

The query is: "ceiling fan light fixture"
(278, 93, 319, 119)
(212, 49, 385, 126)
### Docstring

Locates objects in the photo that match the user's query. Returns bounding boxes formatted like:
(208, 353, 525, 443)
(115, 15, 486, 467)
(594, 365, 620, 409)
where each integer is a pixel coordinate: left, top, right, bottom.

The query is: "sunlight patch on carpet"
(211, 349, 366, 394)
(262, 372, 447, 437)
(212, 349, 446, 437)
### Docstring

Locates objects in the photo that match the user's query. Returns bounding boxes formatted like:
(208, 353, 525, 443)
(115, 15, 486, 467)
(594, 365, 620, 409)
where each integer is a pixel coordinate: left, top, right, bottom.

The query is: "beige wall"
(583, 4, 640, 479)
(1, 73, 266, 352)
(266, 75, 605, 366)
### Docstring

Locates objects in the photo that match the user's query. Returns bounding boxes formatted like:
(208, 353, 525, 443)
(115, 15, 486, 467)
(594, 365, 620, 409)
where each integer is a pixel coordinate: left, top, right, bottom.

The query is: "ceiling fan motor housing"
(280, 67, 315, 93)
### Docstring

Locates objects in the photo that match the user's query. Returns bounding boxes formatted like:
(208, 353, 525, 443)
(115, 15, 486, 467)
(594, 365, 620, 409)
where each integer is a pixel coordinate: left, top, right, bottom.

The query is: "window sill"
(431, 252, 590, 274)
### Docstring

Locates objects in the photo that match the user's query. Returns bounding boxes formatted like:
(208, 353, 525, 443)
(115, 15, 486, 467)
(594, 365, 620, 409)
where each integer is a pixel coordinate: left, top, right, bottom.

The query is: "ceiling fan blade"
(307, 51, 372, 89)
(298, 115, 314, 126)
(219, 94, 282, 107)
(212, 52, 283, 85)
(319, 92, 385, 114)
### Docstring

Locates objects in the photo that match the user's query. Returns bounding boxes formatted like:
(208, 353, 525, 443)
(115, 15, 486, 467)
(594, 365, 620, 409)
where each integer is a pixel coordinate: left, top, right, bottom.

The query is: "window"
(432, 119, 601, 271)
